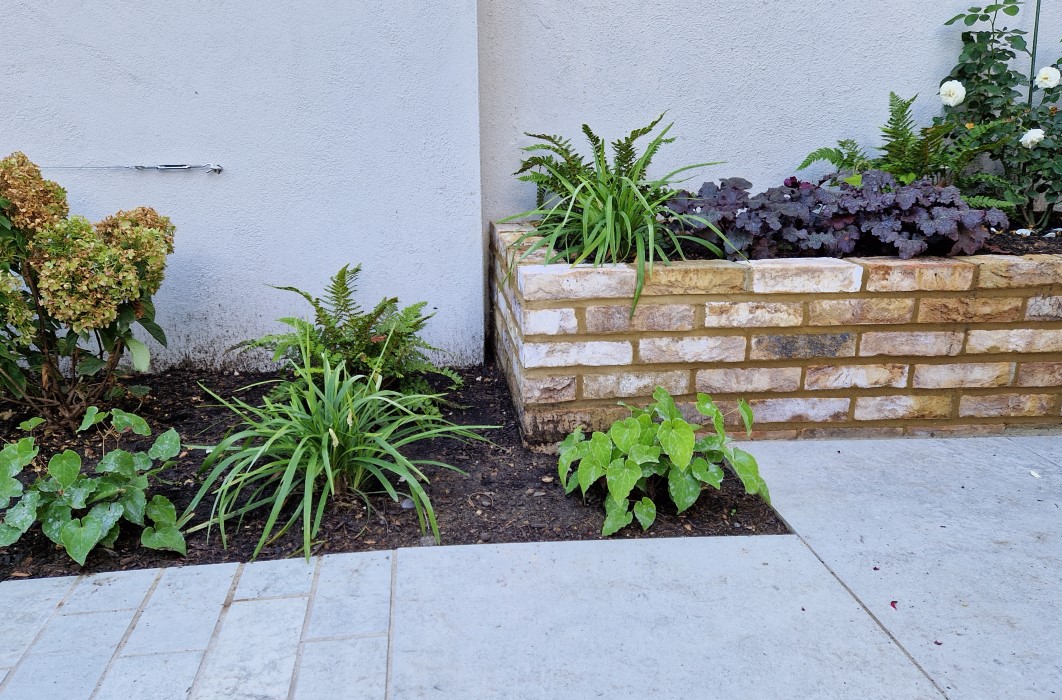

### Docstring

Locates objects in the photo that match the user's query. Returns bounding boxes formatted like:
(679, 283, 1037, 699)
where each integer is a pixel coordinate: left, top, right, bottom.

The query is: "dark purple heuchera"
(670, 171, 1008, 259)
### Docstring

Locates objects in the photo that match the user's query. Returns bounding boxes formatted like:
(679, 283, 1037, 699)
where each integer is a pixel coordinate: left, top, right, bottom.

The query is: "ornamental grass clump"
(504, 115, 729, 314)
(0, 152, 174, 429)
(184, 332, 490, 559)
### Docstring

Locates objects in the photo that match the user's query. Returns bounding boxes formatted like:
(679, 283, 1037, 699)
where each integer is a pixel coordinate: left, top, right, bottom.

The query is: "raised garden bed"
(491, 222, 1062, 444)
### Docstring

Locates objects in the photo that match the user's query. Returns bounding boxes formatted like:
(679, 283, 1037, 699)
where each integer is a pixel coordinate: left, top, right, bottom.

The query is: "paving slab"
(1008, 434, 1062, 469)
(754, 436, 1062, 699)
(60, 569, 158, 614)
(0, 576, 77, 666)
(291, 636, 388, 700)
(29, 608, 135, 656)
(1, 650, 114, 699)
(234, 556, 317, 601)
(389, 537, 939, 699)
(93, 651, 204, 700)
(305, 551, 391, 640)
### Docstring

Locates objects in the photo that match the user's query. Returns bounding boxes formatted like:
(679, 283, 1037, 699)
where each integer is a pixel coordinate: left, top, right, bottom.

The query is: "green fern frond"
(323, 264, 361, 324)
(962, 195, 1016, 211)
(611, 113, 666, 176)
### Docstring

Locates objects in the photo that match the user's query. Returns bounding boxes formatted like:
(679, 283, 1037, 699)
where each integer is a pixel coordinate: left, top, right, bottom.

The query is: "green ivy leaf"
(588, 432, 613, 469)
(601, 495, 633, 536)
(47, 451, 82, 488)
(77, 406, 109, 432)
(690, 457, 724, 489)
(605, 458, 642, 503)
(608, 417, 641, 453)
(728, 447, 771, 504)
(110, 410, 151, 436)
(41, 503, 72, 545)
(60, 516, 106, 566)
(4, 491, 41, 533)
(97, 450, 136, 478)
(100, 522, 121, 548)
(58, 477, 97, 509)
(627, 443, 662, 466)
(141, 524, 187, 555)
(657, 419, 694, 470)
(146, 429, 181, 462)
(577, 454, 606, 495)
(738, 399, 754, 437)
(633, 497, 656, 530)
(120, 488, 147, 526)
(124, 337, 151, 373)
(18, 417, 44, 431)
(146, 495, 178, 526)
(651, 386, 682, 421)
(668, 467, 701, 513)
(76, 356, 107, 377)
(0, 523, 22, 547)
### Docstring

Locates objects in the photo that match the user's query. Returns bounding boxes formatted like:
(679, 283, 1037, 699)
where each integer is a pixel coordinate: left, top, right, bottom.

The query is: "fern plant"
(505, 115, 729, 315)
(237, 264, 460, 406)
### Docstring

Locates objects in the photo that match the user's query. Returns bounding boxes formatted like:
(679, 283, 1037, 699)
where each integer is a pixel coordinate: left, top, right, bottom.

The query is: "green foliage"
(0, 408, 185, 565)
(238, 264, 460, 407)
(185, 332, 490, 559)
(556, 387, 769, 536)
(800, 94, 1006, 192)
(0, 152, 175, 429)
(504, 116, 729, 315)
(940, 0, 1062, 228)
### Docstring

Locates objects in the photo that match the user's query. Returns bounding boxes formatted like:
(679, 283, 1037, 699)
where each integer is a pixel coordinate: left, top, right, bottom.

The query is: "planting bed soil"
(0, 363, 787, 581)
(987, 231, 1062, 256)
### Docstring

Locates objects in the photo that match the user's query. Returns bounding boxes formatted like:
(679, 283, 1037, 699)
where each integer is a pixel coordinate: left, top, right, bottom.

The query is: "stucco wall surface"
(478, 0, 1062, 224)
(2, 1, 483, 367)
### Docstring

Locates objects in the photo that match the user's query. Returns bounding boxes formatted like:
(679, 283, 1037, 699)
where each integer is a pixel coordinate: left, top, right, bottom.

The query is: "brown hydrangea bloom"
(0, 270, 34, 343)
(0, 152, 68, 233)
(96, 207, 176, 295)
(29, 216, 141, 332)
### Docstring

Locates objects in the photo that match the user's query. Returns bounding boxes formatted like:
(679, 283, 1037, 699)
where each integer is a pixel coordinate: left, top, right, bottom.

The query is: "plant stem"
(1028, 0, 1042, 105)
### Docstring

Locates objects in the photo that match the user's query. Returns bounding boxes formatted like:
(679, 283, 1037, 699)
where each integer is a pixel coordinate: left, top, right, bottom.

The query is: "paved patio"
(0, 434, 1059, 699)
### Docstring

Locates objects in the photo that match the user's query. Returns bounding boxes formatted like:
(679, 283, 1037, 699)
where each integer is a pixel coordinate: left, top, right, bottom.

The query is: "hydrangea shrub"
(0, 152, 174, 428)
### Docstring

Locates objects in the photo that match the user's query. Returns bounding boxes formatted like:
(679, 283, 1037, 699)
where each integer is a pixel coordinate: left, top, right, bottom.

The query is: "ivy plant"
(557, 387, 770, 536)
(0, 408, 186, 565)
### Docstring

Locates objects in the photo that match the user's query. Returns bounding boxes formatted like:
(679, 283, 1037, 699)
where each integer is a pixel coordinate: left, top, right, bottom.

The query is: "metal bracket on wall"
(41, 163, 224, 174)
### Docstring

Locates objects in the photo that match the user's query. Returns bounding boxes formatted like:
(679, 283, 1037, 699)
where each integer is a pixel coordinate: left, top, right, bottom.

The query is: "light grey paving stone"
(234, 557, 316, 600)
(389, 538, 939, 699)
(193, 596, 307, 700)
(29, 608, 135, 656)
(291, 636, 387, 700)
(1008, 435, 1062, 470)
(121, 563, 239, 656)
(0, 668, 7, 685)
(0, 576, 77, 666)
(305, 551, 391, 640)
(60, 568, 158, 614)
(754, 437, 1062, 699)
(1, 650, 112, 699)
(93, 650, 203, 700)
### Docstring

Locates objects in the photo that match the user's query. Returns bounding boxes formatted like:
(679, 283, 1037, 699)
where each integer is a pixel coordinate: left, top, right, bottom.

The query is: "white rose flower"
(1035, 66, 1061, 89)
(1020, 128, 1046, 149)
(940, 80, 967, 107)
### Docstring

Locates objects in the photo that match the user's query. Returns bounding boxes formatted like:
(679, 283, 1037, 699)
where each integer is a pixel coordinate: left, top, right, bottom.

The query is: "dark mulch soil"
(983, 231, 1062, 256)
(0, 363, 788, 581)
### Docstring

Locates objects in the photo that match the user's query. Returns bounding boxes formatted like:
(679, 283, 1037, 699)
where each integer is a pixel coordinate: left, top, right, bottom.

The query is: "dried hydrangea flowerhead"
(28, 216, 141, 332)
(1035, 66, 1061, 90)
(0, 269, 34, 342)
(95, 207, 175, 296)
(0, 152, 69, 233)
(939, 80, 967, 107)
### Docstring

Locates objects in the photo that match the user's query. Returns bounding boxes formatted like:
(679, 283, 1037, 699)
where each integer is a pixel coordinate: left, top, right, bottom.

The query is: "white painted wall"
(479, 0, 1062, 223)
(2, 1, 483, 368)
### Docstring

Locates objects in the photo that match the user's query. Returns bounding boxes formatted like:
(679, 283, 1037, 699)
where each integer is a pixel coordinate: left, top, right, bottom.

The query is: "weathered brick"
(804, 363, 908, 390)
(520, 406, 630, 444)
(958, 394, 1056, 418)
(807, 298, 914, 325)
(859, 331, 963, 357)
(1015, 362, 1062, 387)
(583, 370, 688, 400)
(521, 341, 632, 368)
(695, 367, 802, 394)
(523, 308, 577, 336)
(638, 336, 746, 364)
(904, 425, 1001, 438)
(749, 258, 863, 294)
(748, 430, 801, 440)
(585, 304, 693, 334)
(973, 255, 1062, 288)
(703, 301, 802, 328)
(750, 333, 856, 360)
(966, 329, 1062, 354)
(1026, 295, 1062, 321)
(746, 398, 850, 423)
(677, 400, 741, 426)
(521, 375, 577, 403)
(853, 395, 952, 420)
(800, 427, 905, 439)
(855, 257, 975, 291)
(517, 264, 637, 301)
(641, 260, 747, 294)
(917, 297, 1023, 323)
(912, 362, 1012, 388)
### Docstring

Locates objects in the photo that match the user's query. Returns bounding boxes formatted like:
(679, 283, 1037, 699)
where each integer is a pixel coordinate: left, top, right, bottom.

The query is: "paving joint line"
(187, 562, 246, 699)
(1002, 435, 1062, 470)
(89, 567, 166, 699)
(286, 556, 324, 700)
(0, 575, 81, 694)
(793, 534, 950, 699)
(383, 550, 399, 700)
(301, 631, 389, 643)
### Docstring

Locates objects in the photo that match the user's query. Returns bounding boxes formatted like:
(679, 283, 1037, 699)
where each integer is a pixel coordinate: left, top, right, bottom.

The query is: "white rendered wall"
(479, 0, 1062, 223)
(2, 1, 483, 368)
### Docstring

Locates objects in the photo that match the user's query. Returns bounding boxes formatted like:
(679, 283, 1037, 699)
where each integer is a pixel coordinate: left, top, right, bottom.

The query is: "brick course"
(491, 223, 1062, 443)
